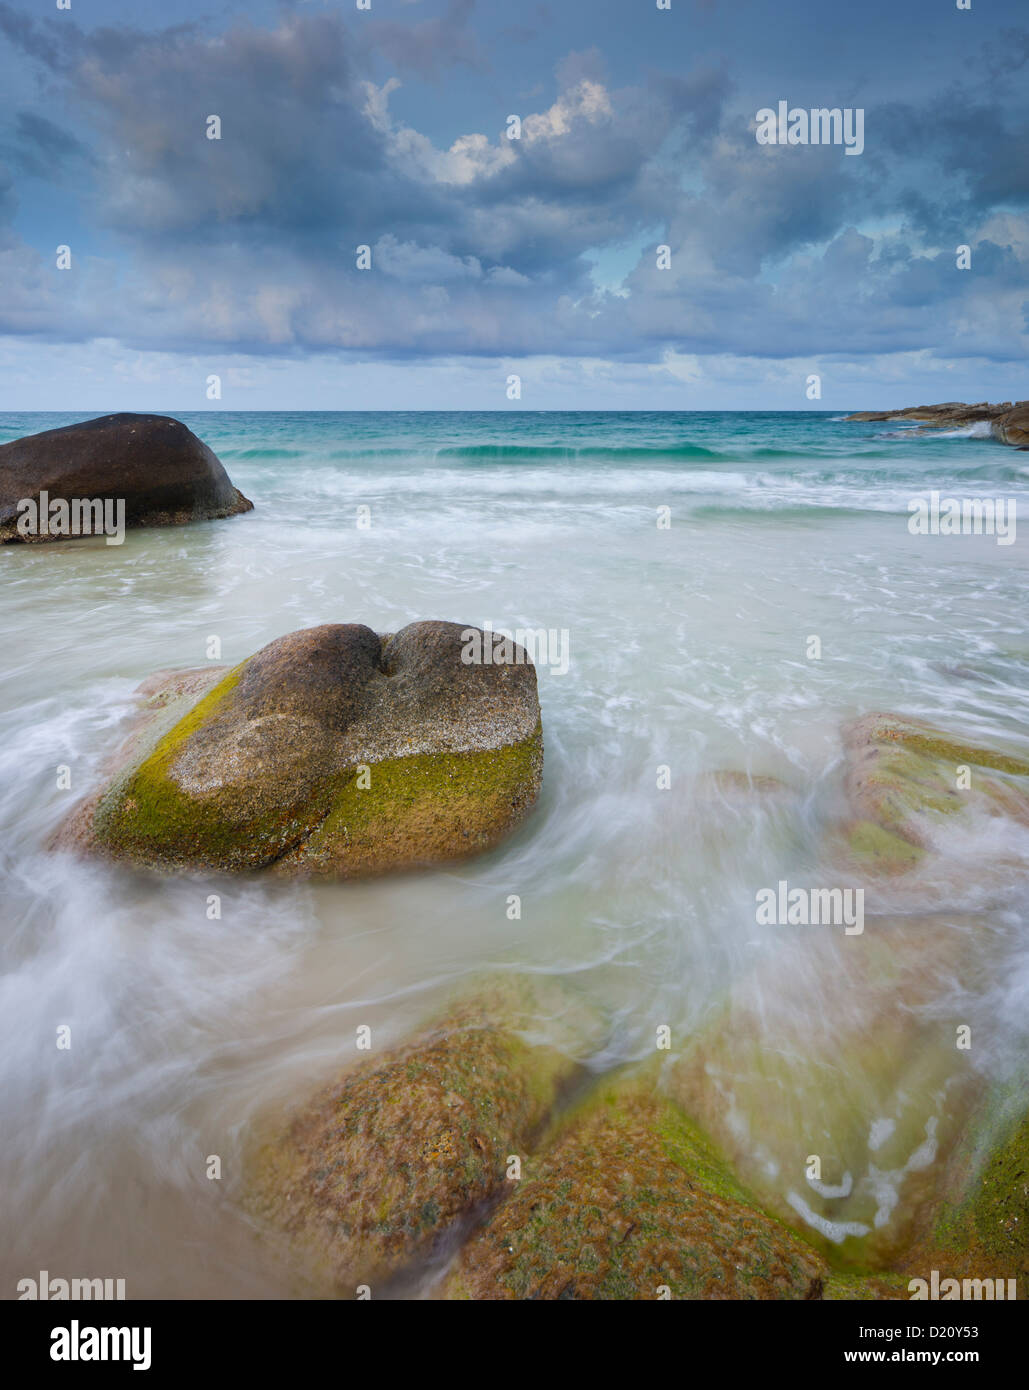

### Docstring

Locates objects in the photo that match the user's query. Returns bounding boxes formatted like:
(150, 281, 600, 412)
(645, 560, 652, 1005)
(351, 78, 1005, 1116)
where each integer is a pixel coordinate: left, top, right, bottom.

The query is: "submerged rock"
(0, 413, 252, 543)
(443, 1078, 829, 1300)
(58, 621, 543, 877)
(243, 978, 599, 1293)
(901, 1080, 1029, 1298)
(694, 769, 795, 799)
(664, 712, 1029, 1270)
(663, 912, 986, 1268)
(839, 712, 1029, 876)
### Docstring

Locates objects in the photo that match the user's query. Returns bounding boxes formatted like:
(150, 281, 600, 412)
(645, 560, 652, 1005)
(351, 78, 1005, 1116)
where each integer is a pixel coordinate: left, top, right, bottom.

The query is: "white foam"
(786, 1191, 870, 1243)
(868, 1117, 896, 1151)
(805, 1170, 854, 1199)
(934, 421, 994, 439)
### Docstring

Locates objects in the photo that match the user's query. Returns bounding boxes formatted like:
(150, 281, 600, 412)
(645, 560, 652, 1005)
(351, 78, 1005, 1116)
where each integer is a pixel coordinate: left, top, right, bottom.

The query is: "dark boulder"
(0, 413, 252, 543)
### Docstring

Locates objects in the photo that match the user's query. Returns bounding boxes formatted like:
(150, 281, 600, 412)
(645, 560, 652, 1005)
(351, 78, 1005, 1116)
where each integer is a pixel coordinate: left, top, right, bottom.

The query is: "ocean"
(2, 409, 1028, 1295)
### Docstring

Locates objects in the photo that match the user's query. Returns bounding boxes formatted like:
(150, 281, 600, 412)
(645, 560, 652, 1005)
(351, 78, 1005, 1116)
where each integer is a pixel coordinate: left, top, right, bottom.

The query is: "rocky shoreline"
(239, 709, 1029, 1299)
(846, 400, 1029, 449)
(8, 411, 1026, 1298)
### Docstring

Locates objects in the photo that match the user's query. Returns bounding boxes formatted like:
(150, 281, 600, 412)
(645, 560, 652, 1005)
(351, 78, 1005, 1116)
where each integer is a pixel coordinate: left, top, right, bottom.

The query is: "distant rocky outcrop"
(56, 620, 543, 878)
(991, 404, 1029, 449)
(844, 400, 1029, 449)
(0, 413, 252, 543)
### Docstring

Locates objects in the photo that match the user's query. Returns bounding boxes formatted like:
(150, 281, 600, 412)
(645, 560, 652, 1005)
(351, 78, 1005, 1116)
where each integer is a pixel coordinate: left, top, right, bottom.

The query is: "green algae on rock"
(841, 819, 925, 875)
(443, 1079, 830, 1300)
(838, 713, 1029, 875)
(59, 620, 544, 878)
(662, 912, 987, 1272)
(901, 1080, 1029, 1299)
(243, 978, 600, 1294)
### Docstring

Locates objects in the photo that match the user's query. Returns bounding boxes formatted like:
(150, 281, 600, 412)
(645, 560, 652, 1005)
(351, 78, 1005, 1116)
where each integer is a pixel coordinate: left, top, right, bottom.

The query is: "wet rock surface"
(0, 413, 252, 542)
(443, 1078, 830, 1300)
(243, 979, 599, 1293)
(57, 621, 543, 877)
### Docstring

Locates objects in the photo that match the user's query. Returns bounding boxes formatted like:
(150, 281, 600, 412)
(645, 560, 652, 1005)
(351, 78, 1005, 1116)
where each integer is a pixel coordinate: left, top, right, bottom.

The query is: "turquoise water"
(2, 410, 1028, 1294)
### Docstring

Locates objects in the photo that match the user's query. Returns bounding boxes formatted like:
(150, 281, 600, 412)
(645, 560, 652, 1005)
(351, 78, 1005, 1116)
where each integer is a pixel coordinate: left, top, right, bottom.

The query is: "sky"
(0, 0, 1027, 411)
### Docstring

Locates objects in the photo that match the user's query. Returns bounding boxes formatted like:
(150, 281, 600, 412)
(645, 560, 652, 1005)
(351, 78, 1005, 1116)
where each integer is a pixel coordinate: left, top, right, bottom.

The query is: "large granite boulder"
(0, 413, 252, 543)
(57, 620, 543, 877)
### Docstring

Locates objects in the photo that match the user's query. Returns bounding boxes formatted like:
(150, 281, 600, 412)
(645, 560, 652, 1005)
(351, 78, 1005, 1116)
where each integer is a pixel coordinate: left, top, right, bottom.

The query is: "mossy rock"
(243, 977, 601, 1294)
(947, 1106, 1029, 1288)
(62, 620, 543, 877)
(839, 819, 925, 875)
(276, 732, 542, 878)
(442, 1080, 830, 1300)
(662, 913, 988, 1269)
(902, 1080, 1029, 1297)
(838, 713, 1029, 874)
(823, 1270, 911, 1300)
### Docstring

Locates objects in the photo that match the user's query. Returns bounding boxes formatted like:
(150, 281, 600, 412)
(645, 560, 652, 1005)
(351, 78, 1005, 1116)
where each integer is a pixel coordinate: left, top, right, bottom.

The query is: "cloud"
(7, 111, 93, 177)
(366, 0, 485, 80)
(0, 3, 1025, 375)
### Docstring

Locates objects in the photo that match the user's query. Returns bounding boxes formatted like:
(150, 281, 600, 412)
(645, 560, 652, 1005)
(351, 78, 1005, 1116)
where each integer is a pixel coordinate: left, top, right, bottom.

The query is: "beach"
(2, 408, 1028, 1296)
